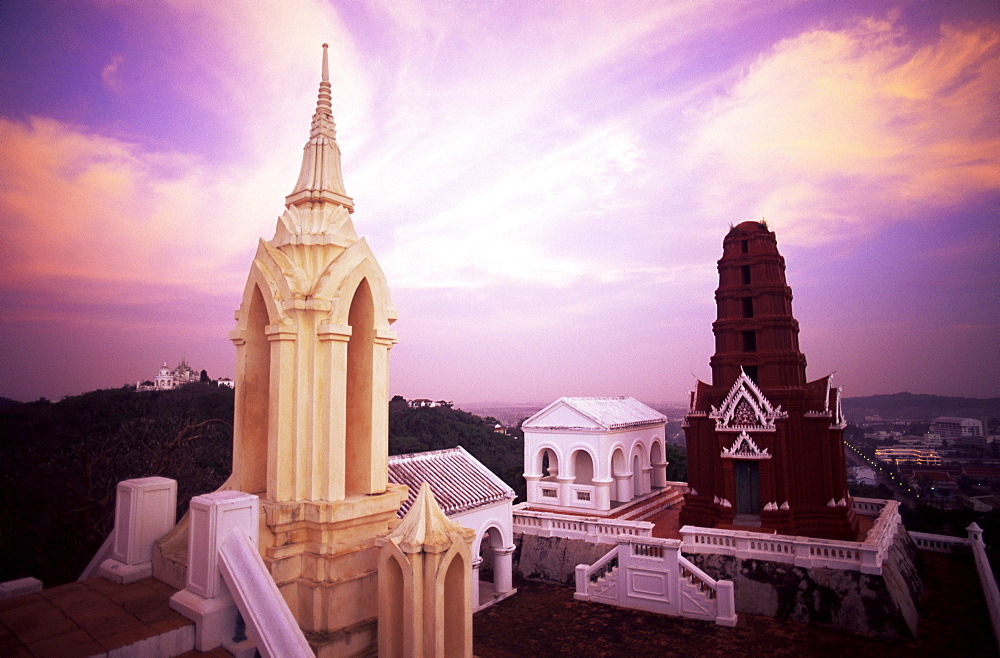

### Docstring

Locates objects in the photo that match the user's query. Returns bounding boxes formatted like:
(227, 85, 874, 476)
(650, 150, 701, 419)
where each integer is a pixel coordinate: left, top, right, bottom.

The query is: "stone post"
(714, 580, 738, 627)
(100, 477, 177, 584)
(613, 474, 632, 503)
(594, 478, 613, 511)
(641, 466, 653, 494)
(651, 460, 668, 488)
(556, 476, 575, 507)
(523, 474, 540, 504)
(170, 491, 260, 651)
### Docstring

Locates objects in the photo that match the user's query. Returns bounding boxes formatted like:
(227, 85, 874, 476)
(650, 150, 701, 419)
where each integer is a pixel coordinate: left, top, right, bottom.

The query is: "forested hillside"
(0, 384, 234, 587)
(2, 388, 685, 588)
(842, 393, 999, 422)
(389, 396, 526, 500)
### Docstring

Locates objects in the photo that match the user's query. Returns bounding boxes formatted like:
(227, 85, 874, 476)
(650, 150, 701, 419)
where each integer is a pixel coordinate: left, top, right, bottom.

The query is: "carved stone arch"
(610, 445, 629, 476)
(629, 440, 649, 471)
(236, 252, 291, 330)
(569, 446, 597, 484)
(474, 523, 509, 556)
(345, 277, 377, 496)
(231, 254, 293, 496)
(533, 444, 562, 477)
(320, 239, 397, 330)
(649, 439, 664, 465)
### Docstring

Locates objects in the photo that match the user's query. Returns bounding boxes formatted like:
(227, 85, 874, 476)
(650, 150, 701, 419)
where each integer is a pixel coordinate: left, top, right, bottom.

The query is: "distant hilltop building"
(409, 398, 453, 408)
(137, 358, 200, 391)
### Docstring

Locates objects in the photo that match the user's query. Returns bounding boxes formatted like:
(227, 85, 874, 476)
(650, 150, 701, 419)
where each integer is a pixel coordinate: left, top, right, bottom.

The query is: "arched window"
(381, 554, 406, 657)
(573, 450, 594, 486)
(539, 448, 559, 480)
(346, 279, 375, 495)
(442, 552, 467, 656)
(240, 285, 271, 494)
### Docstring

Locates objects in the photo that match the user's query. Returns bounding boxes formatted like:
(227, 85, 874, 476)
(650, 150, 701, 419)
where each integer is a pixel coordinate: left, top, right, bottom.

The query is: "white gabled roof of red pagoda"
(710, 369, 786, 432)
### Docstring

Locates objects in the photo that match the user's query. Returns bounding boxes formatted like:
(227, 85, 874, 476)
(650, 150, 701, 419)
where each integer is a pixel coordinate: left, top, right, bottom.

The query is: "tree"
(665, 444, 687, 481)
(200, 369, 210, 383)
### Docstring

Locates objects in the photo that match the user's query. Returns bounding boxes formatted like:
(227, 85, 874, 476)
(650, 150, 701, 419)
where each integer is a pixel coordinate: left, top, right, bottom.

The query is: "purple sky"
(1, 0, 997, 405)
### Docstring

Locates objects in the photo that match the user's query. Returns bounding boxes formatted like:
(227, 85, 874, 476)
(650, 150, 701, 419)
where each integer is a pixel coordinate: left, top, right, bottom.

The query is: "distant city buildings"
(931, 416, 984, 439)
(874, 446, 942, 466)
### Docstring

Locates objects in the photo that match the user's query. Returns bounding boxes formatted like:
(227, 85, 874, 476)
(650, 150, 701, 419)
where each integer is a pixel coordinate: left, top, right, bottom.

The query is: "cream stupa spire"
(273, 43, 358, 248)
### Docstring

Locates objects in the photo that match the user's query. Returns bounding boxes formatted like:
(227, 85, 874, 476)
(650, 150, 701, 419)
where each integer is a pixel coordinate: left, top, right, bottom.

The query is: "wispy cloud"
(689, 16, 1000, 244)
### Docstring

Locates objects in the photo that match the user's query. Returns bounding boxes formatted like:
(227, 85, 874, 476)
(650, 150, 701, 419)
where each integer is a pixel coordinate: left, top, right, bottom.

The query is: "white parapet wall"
(513, 505, 653, 545)
(681, 500, 902, 575)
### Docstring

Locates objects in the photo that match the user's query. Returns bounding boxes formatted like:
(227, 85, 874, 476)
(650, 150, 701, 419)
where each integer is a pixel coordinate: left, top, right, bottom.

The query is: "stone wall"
(513, 534, 612, 586)
(686, 527, 924, 637)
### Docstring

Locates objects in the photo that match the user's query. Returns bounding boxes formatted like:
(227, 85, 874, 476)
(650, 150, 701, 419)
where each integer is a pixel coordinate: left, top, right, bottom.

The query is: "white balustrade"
(680, 500, 901, 575)
(513, 507, 653, 545)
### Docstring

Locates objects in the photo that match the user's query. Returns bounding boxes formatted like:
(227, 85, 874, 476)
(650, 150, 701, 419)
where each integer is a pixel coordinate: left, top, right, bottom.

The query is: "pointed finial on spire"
(284, 43, 353, 212)
(314, 44, 333, 125)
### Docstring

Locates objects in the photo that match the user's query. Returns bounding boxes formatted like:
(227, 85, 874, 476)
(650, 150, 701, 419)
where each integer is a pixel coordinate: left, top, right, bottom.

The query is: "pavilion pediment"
(523, 401, 604, 430)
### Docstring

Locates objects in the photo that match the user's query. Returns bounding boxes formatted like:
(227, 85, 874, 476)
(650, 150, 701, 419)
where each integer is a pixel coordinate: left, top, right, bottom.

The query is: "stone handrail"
(218, 529, 313, 658)
(678, 554, 718, 599)
(680, 500, 901, 575)
(514, 507, 653, 545)
(575, 545, 620, 593)
(79, 531, 115, 581)
(970, 533, 1000, 653)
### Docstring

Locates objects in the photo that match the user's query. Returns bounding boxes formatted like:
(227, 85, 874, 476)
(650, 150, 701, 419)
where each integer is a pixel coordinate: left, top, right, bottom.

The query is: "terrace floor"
(474, 551, 997, 657)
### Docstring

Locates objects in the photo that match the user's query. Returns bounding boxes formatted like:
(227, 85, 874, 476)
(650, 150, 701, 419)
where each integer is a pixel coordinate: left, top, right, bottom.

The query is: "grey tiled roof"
(524, 396, 666, 430)
(388, 446, 515, 517)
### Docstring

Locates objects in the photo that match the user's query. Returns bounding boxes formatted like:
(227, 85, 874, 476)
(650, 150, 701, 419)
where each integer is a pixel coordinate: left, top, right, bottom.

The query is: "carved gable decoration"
(710, 370, 786, 432)
(721, 431, 771, 460)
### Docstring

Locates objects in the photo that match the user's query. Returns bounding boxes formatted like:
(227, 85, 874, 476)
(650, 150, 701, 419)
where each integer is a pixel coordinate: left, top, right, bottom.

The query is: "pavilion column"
(471, 556, 483, 610)
(613, 474, 632, 503)
(266, 324, 299, 503)
(593, 478, 612, 511)
(641, 466, 653, 494)
(651, 460, 668, 488)
(493, 546, 515, 595)
(523, 474, 541, 504)
(557, 476, 574, 507)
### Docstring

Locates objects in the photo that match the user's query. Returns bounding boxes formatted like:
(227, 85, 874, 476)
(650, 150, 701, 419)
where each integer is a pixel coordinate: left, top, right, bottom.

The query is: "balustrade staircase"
(575, 537, 736, 626)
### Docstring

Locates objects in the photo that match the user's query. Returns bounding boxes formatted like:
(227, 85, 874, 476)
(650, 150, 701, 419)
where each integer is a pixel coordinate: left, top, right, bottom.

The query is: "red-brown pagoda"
(679, 220, 858, 540)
